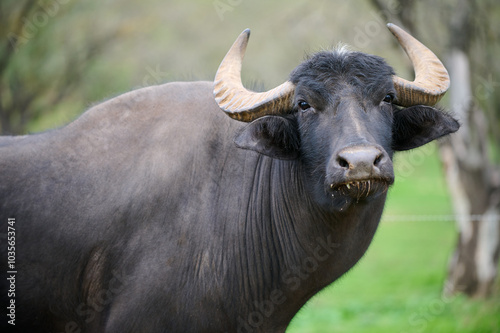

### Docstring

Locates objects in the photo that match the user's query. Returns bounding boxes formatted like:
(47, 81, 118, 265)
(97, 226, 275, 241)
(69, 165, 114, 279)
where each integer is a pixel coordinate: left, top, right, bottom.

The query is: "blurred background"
(1, 0, 499, 331)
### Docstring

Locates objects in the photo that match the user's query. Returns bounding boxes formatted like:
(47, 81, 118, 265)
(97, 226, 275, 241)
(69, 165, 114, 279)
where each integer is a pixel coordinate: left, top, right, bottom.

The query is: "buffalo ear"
(392, 106, 460, 151)
(234, 116, 300, 160)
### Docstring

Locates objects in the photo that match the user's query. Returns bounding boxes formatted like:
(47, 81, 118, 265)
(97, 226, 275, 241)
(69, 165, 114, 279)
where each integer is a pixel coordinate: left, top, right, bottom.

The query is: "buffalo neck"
(226, 152, 385, 328)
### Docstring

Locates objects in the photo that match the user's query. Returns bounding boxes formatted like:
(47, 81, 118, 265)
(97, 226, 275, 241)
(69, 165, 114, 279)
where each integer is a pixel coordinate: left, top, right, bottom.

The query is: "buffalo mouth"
(329, 179, 393, 201)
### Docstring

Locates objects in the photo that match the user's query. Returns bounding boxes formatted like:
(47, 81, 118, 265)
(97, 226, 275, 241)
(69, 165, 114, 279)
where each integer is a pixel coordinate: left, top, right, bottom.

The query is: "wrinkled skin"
(0, 49, 458, 333)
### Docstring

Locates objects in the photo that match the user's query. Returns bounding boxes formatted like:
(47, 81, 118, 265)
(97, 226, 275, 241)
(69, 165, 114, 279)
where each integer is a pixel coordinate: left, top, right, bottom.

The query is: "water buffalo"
(1, 24, 458, 332)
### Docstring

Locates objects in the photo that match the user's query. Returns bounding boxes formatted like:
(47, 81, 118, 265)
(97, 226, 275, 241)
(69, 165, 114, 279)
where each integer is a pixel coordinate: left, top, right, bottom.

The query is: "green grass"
(287, 145, 500, 333)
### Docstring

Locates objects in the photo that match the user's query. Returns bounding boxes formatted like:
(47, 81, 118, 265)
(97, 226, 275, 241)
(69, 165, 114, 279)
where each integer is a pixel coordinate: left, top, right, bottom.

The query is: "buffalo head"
(213, 24, 459, 211)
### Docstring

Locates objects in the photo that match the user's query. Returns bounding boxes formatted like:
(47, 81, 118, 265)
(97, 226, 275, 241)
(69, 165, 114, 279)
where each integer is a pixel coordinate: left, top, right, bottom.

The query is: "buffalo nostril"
(335, 146, 386, 178)
(338, 157, 350, 169)
(373, 153, 383, 167)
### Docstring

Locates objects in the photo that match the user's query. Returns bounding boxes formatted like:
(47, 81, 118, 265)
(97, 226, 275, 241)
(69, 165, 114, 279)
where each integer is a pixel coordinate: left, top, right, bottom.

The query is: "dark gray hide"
(0, 49, 458, 333)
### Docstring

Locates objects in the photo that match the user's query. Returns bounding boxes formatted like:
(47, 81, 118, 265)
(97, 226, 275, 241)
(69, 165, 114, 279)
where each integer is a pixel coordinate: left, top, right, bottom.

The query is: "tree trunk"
(440, 37, 500, 299)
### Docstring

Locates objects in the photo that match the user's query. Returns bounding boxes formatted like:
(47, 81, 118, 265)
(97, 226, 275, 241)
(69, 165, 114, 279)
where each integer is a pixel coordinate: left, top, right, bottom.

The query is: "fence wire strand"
(381, 215, 500, 222)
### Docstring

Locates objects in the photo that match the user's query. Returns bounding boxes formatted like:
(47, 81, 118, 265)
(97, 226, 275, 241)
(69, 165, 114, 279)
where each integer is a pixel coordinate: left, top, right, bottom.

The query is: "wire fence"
(381, 214, 500, 222)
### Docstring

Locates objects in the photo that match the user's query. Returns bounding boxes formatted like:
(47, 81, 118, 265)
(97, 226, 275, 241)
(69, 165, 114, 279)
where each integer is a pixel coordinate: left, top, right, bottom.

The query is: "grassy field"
(287, 144, 500, 333)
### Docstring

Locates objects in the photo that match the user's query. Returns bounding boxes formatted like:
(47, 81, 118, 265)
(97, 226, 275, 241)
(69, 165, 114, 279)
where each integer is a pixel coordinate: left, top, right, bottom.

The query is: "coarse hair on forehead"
(330, 42, 353, 56)
(289, 47, 395, 86)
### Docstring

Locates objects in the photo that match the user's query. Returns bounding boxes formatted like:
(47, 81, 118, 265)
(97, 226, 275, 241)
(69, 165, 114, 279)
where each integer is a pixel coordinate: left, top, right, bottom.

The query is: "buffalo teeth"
(346, 183, 351, 189)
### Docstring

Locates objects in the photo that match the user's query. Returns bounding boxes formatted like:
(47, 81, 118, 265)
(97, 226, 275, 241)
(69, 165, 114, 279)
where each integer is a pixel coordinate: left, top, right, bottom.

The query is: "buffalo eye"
(298, 100, 311, 111)
(382, 93, 394, 104)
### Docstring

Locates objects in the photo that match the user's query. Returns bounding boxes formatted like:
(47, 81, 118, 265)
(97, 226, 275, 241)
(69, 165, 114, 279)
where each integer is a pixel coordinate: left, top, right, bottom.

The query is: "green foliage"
(0, 0, 131, 134)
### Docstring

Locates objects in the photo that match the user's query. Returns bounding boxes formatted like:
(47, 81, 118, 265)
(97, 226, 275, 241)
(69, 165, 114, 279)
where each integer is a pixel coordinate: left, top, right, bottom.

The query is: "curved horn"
(387, 23, 450, 107)
(213, 29, 295, 122)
